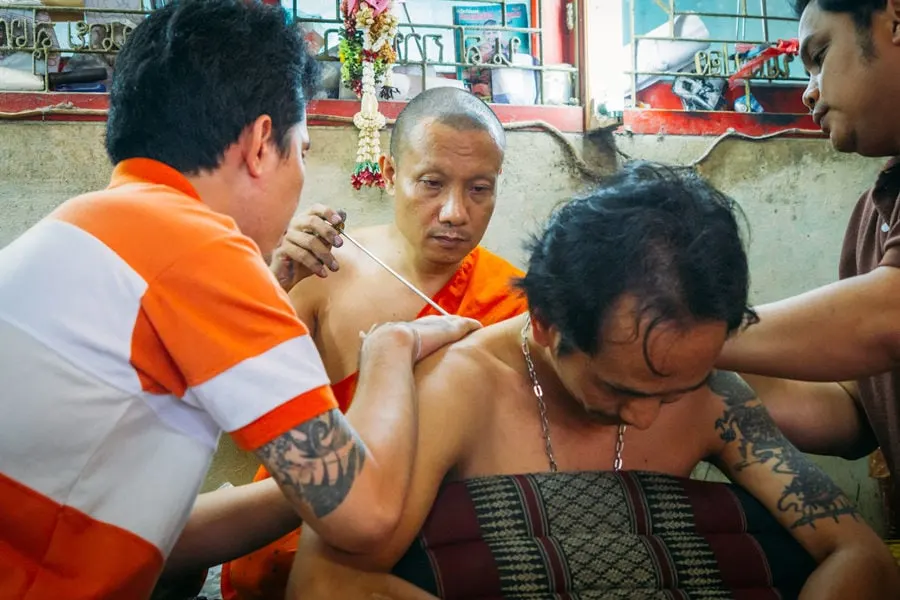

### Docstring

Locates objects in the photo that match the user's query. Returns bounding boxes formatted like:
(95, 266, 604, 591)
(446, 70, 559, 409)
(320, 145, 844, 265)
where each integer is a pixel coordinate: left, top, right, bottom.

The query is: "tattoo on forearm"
(256, 409, 366, 518)
(710, 371, 859, 529)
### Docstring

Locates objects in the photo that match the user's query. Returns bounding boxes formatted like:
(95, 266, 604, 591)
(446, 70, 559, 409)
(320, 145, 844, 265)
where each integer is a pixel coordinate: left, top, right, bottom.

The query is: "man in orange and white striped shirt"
(0, 2, 479, 599)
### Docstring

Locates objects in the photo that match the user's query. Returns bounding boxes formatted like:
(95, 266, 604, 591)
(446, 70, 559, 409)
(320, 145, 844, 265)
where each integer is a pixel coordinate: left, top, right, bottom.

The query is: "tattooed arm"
(740, 375, 877, 459)
(287, 341, 494, 600)
(256, 316, 481, 554)
(708, 371, 900, 599)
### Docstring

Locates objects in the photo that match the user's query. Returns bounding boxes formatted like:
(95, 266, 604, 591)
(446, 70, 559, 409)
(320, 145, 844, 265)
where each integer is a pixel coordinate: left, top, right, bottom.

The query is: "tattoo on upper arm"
(256, 409, 366, 519)
(710, 371, 859, 529)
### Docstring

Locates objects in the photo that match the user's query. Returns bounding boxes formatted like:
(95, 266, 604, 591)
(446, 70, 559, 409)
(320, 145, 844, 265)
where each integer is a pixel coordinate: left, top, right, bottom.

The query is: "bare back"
(288, 224, 463, 383)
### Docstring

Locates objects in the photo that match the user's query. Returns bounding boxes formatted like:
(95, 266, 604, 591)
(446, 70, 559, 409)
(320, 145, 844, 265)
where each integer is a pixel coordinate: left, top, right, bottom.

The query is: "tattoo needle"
(334, 216, 450, 317)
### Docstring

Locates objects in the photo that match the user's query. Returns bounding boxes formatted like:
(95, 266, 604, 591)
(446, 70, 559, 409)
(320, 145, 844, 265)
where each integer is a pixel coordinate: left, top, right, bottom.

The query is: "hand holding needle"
(334, 214, 451, 317)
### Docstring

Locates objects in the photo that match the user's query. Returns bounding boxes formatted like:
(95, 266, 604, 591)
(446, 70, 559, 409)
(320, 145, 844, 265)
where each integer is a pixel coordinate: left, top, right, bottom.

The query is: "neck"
(186, 171, 238, 218)
(388, 223, 468, 284)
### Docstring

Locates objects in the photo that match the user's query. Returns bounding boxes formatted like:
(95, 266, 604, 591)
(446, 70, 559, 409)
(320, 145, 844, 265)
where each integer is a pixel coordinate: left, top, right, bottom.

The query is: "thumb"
(450, 316, 482, 334)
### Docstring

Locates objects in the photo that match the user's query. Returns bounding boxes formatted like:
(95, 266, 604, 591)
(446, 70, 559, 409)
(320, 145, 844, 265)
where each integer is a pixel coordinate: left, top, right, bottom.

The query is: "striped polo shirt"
(0, 158, 337, 599)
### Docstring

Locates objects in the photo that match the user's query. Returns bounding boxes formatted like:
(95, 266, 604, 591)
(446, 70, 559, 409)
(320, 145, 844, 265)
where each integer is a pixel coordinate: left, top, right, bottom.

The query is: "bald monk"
(290, 161, 900, 600)
(218, 87, 528, 599)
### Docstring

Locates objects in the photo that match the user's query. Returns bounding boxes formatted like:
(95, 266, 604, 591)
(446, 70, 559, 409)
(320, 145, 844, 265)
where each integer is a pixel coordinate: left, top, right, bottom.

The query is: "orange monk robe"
(220, 246, 527, 600)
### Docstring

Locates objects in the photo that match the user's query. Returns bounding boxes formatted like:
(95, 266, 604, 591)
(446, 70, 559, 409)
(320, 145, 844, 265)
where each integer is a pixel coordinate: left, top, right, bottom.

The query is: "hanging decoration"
(339, 0, 399, 189)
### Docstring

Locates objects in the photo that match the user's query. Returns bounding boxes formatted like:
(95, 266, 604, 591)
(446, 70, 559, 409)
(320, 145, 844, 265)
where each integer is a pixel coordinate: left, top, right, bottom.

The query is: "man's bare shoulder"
(287, 225, 379, 306)
(659, 373, 742, 458)
(414, 325, 507, 404)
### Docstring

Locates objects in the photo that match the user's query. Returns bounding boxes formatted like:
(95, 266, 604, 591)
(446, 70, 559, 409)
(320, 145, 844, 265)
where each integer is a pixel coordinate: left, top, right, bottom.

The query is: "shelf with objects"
(613, 0, 823, 138)
(0, 0, 586, 134)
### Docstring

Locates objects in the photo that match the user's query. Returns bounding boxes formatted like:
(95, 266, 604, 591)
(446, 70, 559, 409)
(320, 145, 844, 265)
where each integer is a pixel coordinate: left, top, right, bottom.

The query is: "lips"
(431, 234, 469, 248)
(812, 108, 828, 128)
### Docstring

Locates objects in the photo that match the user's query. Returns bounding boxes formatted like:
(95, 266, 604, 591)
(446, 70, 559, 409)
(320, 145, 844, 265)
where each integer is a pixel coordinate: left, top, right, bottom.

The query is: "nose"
(802, 77, 819, 112)
(619, 398, 663, 431)
(438, 189, 468, 227)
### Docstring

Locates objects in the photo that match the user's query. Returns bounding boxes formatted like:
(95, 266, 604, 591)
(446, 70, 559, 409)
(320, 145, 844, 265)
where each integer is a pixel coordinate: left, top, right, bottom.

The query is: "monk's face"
(382, 120, 503, 266)
(540, 296, 727, 431)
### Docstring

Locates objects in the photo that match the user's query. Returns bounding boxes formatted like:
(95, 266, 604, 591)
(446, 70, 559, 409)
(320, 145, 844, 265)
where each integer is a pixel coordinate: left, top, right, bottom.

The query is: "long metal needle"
(339, 229, 451, 317)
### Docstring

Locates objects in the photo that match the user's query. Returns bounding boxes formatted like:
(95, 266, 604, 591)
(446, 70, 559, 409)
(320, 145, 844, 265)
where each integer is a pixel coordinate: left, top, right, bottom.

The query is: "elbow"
(314, 482, 404, 554)
(336, 498, 403, 554)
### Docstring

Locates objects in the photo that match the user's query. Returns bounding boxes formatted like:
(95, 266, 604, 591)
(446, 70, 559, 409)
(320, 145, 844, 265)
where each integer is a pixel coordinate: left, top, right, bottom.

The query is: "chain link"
(521, 316, 626, 473)
(521, 318, 558, 472)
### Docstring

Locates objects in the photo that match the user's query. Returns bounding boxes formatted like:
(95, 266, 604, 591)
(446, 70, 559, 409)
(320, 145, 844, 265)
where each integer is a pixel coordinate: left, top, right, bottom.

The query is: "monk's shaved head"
(389, 87, 506, 162)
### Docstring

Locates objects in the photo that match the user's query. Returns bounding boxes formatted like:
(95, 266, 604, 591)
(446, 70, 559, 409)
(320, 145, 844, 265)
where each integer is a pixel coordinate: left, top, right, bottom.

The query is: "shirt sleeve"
(141, 233, 337, 451)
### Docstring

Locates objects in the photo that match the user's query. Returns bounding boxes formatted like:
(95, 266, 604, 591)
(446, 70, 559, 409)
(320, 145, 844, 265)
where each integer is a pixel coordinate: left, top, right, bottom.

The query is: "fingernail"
(329, 260, 339, 271)
(334, 235, 343, 247)
(330, 214, 343, 225)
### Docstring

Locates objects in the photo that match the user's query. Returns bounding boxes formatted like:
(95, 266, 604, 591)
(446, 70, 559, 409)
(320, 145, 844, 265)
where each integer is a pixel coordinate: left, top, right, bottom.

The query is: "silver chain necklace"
(520, 317, 626, 473)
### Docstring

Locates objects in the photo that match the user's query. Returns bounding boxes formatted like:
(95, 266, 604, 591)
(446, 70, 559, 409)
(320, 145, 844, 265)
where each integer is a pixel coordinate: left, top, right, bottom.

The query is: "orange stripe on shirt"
(0, 472, 163, 600)
(229, 385, 338, 451)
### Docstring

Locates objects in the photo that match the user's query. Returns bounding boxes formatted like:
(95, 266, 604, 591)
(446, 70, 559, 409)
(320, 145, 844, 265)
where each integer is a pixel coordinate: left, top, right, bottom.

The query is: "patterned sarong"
(392, 471, 817, 599)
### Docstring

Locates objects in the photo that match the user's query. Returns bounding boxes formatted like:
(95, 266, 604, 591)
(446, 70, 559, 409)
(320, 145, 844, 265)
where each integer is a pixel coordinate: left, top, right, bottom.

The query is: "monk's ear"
(379, 155, 397, 194)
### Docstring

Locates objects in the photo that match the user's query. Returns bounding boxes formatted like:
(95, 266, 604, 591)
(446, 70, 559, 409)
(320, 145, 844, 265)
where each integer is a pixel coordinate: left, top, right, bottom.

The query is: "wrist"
(270, 256, 296, 292)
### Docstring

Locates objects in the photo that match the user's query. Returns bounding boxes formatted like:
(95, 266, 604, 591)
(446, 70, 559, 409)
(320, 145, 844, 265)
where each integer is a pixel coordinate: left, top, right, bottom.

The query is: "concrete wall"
(0, 121, 888, 532)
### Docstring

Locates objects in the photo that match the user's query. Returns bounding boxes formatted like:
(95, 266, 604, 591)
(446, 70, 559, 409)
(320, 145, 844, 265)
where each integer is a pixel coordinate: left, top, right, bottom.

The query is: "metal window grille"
(0, 0, 580, 107)
(297, 0, 580, 106)
(624, 0, 804, 112)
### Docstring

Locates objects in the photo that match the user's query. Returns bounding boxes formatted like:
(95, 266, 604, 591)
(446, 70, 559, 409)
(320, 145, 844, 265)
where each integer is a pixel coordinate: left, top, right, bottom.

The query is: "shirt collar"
(108, 158, 201, 200)
(870, 157, 900, 223)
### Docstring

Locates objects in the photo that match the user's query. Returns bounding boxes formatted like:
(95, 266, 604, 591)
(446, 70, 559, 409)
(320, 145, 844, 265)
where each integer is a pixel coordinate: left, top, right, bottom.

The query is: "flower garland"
(339, 0, 399, 189)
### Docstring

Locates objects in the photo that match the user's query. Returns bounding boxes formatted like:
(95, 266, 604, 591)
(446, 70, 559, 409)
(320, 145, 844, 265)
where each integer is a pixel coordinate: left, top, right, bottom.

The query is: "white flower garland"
(347, 2, 398, 189)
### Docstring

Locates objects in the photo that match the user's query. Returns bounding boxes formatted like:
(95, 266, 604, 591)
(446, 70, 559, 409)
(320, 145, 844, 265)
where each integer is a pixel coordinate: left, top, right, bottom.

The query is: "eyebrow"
(604, 373, 712, 398)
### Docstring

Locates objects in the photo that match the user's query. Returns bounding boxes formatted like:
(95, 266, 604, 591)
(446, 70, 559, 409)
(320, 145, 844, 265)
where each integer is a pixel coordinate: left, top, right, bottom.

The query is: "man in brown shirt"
(717, 0, 900, 531)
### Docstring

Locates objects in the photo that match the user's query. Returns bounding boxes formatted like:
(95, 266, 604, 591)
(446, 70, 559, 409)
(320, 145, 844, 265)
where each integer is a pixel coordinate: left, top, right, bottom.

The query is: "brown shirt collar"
(872, 157, 900, 223)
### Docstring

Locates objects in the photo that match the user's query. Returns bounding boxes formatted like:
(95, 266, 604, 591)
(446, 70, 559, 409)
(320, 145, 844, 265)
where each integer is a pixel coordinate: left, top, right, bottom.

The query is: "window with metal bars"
(618, 0, 820, 136)
(0, 0, 586, 130)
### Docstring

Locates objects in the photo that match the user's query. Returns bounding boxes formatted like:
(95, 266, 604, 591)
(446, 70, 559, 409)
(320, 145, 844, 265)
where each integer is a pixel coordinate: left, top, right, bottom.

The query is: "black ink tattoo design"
(710, 371, 859, 529)
(256, 409, 366, 518)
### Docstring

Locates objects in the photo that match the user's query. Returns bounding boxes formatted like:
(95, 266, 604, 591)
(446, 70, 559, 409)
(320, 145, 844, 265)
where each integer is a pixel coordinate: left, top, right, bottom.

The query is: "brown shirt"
(839, 158, 900, 484)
